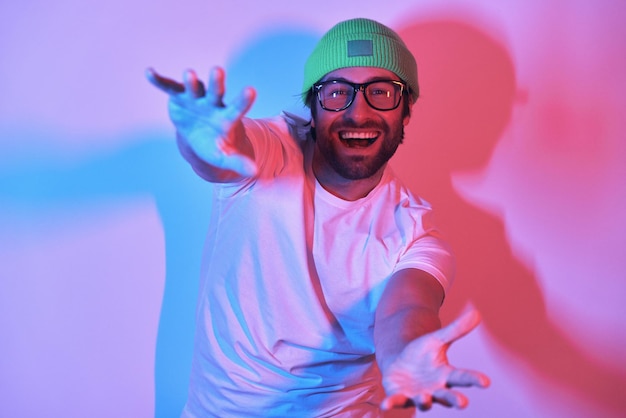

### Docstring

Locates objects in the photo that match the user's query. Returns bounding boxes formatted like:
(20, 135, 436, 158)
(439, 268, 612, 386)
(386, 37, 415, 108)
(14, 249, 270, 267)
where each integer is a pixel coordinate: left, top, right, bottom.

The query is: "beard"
(312, 119, 405, 180)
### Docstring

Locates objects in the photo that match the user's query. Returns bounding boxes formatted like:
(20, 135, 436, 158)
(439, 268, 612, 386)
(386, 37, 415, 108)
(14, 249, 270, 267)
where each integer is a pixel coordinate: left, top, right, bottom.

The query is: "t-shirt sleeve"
(393, 234, 455, 294)
(215, 115, 301, 196)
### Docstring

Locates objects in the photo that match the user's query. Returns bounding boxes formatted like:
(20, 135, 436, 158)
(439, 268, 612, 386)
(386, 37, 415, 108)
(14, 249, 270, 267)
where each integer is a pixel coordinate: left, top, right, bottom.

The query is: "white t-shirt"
(181, 114, 454, 417)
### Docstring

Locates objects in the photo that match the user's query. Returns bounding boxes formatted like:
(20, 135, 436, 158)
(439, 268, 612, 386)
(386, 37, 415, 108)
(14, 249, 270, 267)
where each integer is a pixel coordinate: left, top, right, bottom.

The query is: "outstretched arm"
(374, 269, 490, 414)
(146, 67, 257, 182)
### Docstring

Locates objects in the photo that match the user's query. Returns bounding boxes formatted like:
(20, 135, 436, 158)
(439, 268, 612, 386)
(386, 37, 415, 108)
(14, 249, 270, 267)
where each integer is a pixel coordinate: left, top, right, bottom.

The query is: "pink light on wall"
(392, 6, 626, 417)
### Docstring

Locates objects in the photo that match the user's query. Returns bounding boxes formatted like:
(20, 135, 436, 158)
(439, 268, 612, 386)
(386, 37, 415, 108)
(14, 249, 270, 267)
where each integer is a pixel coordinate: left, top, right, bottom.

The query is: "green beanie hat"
(302, 18, 419, 106)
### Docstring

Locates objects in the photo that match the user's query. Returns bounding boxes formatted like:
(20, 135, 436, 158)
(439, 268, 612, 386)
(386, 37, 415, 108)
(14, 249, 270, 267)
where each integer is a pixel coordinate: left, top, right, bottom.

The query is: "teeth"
(340, 131, 378, 140)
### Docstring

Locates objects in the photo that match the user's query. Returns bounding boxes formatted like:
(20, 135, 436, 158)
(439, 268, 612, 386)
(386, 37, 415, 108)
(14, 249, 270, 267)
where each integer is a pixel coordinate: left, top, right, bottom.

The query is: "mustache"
(329, 119, 389, 132)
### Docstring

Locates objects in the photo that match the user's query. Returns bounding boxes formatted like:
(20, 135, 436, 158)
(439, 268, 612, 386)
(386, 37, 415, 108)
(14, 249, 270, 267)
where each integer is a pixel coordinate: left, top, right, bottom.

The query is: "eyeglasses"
(313, 79, 407, 112)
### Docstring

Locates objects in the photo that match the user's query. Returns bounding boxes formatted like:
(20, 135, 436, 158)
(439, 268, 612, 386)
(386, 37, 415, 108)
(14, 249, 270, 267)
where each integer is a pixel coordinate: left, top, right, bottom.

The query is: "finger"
(436, 308, 481, 345)
(447, 368, 491, 388)
(432, 388, 469, 409)
(413, 392, 433, 411)
(183, 69, 206, 98)
(380, 394, 413, 411)
(145, 68, 184, 94)
(222, 87, 257, 123)
(206, 66, 226, 106)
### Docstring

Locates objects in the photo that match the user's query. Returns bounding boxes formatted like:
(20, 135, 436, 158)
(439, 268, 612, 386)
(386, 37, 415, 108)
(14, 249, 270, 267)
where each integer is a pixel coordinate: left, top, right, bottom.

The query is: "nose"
(344, 87, 372, 119)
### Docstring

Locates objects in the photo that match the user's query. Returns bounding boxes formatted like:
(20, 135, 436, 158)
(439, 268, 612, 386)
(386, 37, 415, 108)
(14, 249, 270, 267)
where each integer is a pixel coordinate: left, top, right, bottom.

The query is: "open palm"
(146, 67, 257, 177)
(381, 309, 490, 413)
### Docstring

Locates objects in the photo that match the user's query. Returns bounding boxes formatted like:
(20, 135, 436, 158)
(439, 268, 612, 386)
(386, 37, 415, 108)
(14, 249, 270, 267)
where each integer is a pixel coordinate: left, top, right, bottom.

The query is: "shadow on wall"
(392, 18, 626, 416)
(0, 130, 210, 418)
(152, 28, 319, 417)
(0, 26, 319, 418)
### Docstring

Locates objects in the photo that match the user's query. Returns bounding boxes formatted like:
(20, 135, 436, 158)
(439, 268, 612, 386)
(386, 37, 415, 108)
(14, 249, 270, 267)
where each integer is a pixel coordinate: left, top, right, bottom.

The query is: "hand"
(146, 67, 257, 177)
(380, 309, 490, 413)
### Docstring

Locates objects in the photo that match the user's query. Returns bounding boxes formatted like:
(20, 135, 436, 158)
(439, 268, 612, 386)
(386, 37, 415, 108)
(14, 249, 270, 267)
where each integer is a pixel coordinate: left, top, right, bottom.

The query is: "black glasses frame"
(313, 79, 407, 112)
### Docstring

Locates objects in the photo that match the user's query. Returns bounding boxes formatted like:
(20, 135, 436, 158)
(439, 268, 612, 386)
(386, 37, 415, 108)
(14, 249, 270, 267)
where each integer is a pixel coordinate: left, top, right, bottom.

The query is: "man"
(147, 18, 489, 417)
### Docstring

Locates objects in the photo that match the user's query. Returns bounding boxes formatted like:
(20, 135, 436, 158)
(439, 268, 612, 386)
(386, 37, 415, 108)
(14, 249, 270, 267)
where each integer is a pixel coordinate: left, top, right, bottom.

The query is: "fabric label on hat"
(347, 40, 373, 57)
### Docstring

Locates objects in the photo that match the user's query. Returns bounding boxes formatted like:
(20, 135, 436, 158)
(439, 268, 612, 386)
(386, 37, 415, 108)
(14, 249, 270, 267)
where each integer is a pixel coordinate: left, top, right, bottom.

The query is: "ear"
(403, 101, 413, 126)
(310, 105, 317, 128)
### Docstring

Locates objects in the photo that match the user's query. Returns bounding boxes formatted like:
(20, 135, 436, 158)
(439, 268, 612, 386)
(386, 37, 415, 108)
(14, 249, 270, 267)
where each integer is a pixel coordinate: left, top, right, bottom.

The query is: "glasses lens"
(318, 81, 354, 111)
(365, 81, 403, 110)
(316, 80, 405, 111)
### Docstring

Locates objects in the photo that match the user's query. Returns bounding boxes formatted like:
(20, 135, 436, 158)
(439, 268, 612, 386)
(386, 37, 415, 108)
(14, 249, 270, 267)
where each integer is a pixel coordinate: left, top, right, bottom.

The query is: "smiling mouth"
(339, 131, 379, 147)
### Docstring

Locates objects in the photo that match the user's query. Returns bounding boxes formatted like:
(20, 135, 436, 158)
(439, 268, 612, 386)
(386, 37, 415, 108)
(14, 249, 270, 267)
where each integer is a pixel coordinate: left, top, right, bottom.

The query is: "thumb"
(381, 394, 412, 411)
(436, 308, 481, 345)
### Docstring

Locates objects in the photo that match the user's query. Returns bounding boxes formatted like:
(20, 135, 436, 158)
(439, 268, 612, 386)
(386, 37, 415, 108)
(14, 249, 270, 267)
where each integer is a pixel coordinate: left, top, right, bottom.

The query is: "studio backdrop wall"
(1, 1, 624, 417)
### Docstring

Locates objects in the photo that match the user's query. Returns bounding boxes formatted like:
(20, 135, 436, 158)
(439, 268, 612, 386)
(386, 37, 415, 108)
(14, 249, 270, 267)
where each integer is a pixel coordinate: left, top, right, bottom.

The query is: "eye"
(327, 86, 350, 98)
(370, 88, 389, 96)
(368, 82, 396, 97)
